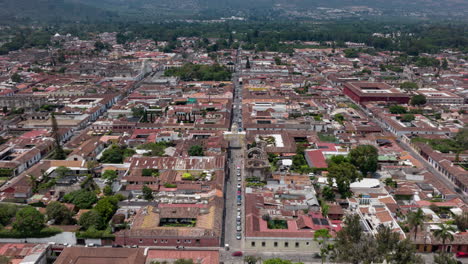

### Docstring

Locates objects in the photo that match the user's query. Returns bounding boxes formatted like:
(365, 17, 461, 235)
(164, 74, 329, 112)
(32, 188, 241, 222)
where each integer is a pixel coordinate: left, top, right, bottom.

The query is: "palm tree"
(408, 208, 425, 240)
(434, 223, 457, 253)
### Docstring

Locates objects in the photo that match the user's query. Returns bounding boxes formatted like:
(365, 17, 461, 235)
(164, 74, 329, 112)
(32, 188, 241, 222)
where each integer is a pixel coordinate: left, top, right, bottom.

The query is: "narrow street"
(221, 49, 246, 262)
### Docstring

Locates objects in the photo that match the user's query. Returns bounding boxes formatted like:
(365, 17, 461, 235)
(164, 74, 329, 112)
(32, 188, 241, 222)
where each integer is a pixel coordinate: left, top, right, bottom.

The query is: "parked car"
(456, 252, 468, 258)
(236, 233, 242, 240)
(237, 225, 242, 231)
(232, 251, 243, 257)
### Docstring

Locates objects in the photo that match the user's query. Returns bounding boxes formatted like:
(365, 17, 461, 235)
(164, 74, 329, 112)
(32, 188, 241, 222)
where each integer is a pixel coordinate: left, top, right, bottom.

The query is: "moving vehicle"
(456, 252, 468, 258)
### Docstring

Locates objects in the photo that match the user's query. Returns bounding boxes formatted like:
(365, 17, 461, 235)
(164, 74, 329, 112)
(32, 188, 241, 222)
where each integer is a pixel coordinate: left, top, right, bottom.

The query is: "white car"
(237, 183, 241, 188)
(237, 225, 242, 231)
(236, 233, 242, 240)
(237, 176, 241, 181)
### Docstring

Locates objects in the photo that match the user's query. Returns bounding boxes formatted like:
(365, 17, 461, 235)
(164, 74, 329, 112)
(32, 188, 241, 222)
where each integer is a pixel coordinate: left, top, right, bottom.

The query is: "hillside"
(0, 0, 466, 22)
(0, 0, 120, 23)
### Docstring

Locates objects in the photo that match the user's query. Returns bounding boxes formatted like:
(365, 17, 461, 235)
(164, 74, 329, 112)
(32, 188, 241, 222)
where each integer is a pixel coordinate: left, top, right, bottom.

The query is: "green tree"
(327, 163, 360, 197)
(79, 210, 105, 230)
(322, 186, 335, 201)
(408, 208, 426, 240)
(94, 41, 111, 51)
(142, 185, 154, 201)
(389, 105, 407, 114)
(321, 203, 329, 218)
(57, 52, 66, 63)
(434, 253, 458, 264)
(274, 57, 282, 65)
(54, 166, 70, 178)
(375, 225, 400, 260)
(102, 170, 117, 181)
(401, 114, 416, 122)
(11, 73, 22, 83)
(103, 185, 113, 196)
(0, 256, 11, 264)
(0, 204, 19, 226)
(328, 155, 349, 165)
(131, 107, 146, 118)
(441, 59, 448, 70)
(333, 114, 345, 124)
(349, 145, 378, 176)
(410, 95, 427, 106)
(454, 211, 468, 231)
(174, 259, 194, 264)
(94, 196, 119, 220)
(434, 223, 456, 252)
(244, 256, 260, 264)
(332, 214, 378, 264)
(188, 145, 204, 156)
(63, 189, 98, 209)
(390, 239, 423, 264)
(51, 113, 67, 160)
(344, 49, 359, 58)
(12, 207, 45, 235)
(400, 82, 419, 93)
(99, 145, 135, 163)
(46, 201, 74, 225)
(314, 228, 332, 264)
(263, 258, 299, 264)
(454, 128, 468, 152)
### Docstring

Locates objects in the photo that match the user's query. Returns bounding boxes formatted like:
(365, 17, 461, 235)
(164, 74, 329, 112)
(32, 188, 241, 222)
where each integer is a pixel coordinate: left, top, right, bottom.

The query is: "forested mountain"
(0, 0, 466, 22)
(74, 0, 468, 19)
(0, 0, 120, 23)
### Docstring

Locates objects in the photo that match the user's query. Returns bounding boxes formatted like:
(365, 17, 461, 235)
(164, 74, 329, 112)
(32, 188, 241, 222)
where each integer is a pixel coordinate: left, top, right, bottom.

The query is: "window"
(177, 240, 180, 243)
(262, 242, 266, 247)
(295, 242, 299, 248)
(274, 242, 278, 247)
(251, 242, 256, 247)
(306, 242, 310, 246)
(139, 239, 143, 243)
(285, 242, 289, 247)
(153, 240, 157, 243)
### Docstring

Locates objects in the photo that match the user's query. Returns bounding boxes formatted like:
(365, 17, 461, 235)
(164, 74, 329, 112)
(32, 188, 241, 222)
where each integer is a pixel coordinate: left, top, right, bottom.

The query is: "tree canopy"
(164, 63, 231, 81)
(12, 206, 45, 235)
(63, 189, 98, 209)
(99, 145, 136, 163)
(333, 214, 422, 264)
(94, 195, 121, 220)
(46, 201, 74, 225)
(400, 82, 419, 92)
(389, 105, 407, 114)
(349, 145, 378, 176)
(188, 145, 204, 156)
(327, 162, 361, 198)
(79, 210, 106, 230)
(410, 94, 427, 106)
(142, 185, 154, 201)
